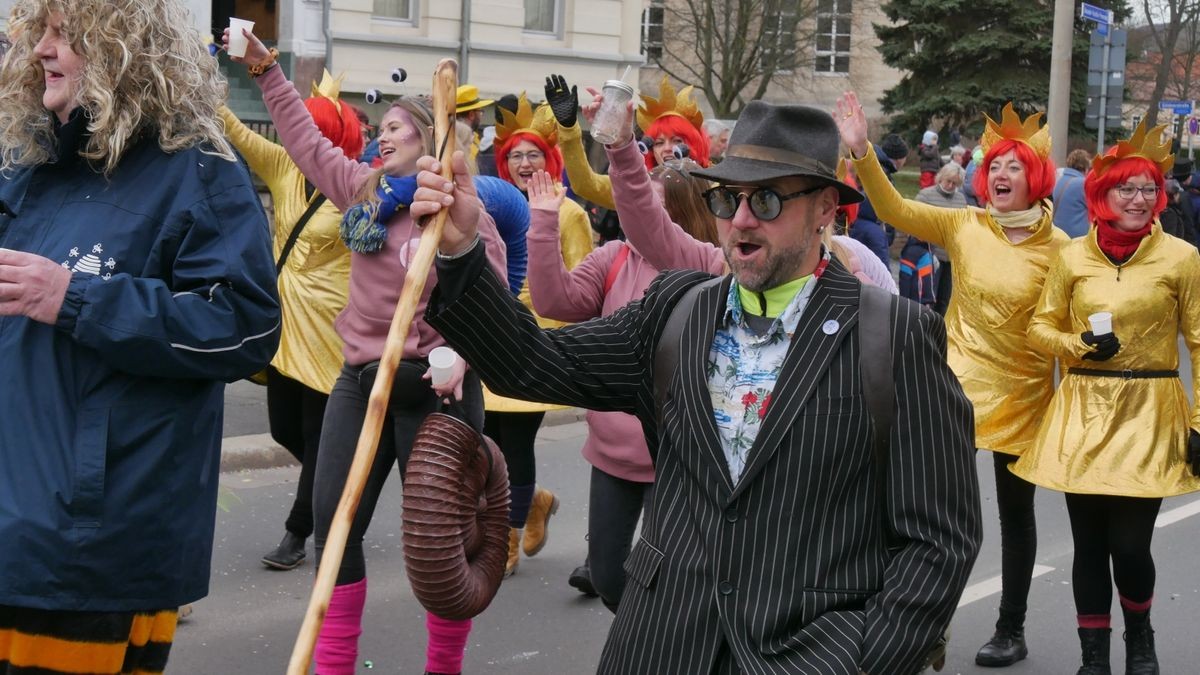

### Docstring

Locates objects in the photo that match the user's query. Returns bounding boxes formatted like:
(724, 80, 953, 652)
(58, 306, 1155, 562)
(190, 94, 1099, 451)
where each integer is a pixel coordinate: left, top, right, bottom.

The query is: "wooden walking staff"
(286, 58, 459, 675)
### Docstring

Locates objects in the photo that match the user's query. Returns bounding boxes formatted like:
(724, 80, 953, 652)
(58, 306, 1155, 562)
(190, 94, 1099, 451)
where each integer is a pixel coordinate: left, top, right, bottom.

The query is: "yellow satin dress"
(483, 195, 594, 413)
(558, 121, 615, 210)
(1011, 225, 1200, 496)
(220, 107, 348, 393)
(853, 144, 1069, 455)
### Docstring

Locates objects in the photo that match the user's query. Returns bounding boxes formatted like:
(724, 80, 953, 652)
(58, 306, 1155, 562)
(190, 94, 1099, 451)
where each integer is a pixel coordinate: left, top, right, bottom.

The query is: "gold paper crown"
(1091, 118, 1174, 177)
(979, 103, 1052, 160)
(636, 76, 704, 133)
(310, 69, 345, 104)
(495, 92, 558, 147)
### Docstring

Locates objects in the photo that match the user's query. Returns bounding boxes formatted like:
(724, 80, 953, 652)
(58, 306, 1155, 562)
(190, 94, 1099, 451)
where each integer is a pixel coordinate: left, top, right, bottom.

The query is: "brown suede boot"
(522, 487, 559, 556)
(504, 528, 521, 578)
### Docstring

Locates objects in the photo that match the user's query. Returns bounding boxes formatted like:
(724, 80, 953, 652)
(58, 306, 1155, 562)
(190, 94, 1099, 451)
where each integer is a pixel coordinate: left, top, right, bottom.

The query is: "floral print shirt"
(708, 277, 816, 483)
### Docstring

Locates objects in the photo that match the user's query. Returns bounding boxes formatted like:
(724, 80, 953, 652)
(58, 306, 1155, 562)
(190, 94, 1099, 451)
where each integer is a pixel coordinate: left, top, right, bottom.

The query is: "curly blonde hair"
(0, 0, 233, 176)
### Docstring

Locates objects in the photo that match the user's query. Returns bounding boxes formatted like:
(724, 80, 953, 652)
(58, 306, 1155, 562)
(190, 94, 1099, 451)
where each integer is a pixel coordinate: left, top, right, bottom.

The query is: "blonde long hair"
(0, 0, 233, 176)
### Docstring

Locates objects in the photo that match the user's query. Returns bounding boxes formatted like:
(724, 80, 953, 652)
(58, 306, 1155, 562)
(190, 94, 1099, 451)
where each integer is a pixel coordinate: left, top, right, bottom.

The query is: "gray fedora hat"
(691, 101, 863, 205)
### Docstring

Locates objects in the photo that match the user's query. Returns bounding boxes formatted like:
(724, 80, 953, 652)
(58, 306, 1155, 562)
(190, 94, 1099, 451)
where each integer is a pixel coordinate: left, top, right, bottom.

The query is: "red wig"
(643, 114, 711, 170)
(838, 172, 861, 225)
(496, 132, 564, 187)
(304, 97, 364, 159)
(1083, 156, 1167, 225)
(970, 139, 1056, 206)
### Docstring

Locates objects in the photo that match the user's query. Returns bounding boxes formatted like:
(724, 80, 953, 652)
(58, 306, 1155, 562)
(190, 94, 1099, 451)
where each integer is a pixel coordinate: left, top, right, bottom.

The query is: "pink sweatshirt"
(526, 224, 662, 482)
(606, 139, 897, 294)
(258, 67, 508, 365)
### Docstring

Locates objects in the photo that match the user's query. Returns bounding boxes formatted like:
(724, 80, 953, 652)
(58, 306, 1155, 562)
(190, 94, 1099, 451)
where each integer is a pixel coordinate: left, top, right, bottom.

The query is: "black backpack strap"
(858, 283, 896, 547)
(653, 276, 724, 421)
(276, 189, 328, 275)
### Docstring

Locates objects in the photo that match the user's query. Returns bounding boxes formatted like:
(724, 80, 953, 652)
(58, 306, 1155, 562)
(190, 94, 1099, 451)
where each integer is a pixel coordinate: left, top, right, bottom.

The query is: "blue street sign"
(1159, 100, 1194, 115)
(1097, 23, 1109, 36)
(1189, 117, 1199, 136)
(1081, 3, 1113, 24)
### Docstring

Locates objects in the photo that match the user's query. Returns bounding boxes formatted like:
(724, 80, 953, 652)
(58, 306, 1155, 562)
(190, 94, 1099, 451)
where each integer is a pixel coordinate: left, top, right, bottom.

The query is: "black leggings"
(483, 411, 544, 486)
(312, 362, 484, 586)
(587, 467, 654, 611)
(266, 367, 328, 538)
(1064, 493, 1162, 615)
(992, 452, 1038, 617)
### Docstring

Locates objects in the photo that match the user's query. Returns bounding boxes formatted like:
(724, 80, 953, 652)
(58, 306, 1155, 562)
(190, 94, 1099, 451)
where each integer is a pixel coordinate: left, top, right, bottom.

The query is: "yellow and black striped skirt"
(0, 606, 176, 674)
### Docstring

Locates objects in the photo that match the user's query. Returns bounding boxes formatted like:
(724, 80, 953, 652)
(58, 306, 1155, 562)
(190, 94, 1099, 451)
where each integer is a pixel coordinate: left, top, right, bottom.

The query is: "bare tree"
(649, 0, 822, 118)
(1140, 0, 1200, 126)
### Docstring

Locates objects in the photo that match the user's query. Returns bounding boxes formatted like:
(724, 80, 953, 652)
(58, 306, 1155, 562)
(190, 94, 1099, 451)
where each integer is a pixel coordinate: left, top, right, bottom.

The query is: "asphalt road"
(175, 418, 1200, 673)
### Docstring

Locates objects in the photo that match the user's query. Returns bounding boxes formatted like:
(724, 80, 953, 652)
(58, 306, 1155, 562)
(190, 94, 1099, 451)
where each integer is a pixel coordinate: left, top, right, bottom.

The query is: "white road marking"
(957, 565, 1055, 608)
(1156, 497, 1200, 529)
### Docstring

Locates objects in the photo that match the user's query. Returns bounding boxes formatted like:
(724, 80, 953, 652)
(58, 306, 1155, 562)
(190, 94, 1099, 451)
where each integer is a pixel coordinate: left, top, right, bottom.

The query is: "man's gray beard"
(723, 230, 817, 292)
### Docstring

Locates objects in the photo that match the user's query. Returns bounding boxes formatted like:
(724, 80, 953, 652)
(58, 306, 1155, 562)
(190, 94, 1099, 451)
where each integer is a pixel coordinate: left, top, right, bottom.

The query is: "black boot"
(261, 531, 306, 570)
(568, 563, 599, 597)
(1076, 628, 1111, 675)
(975, 609, 1028, 667)
(1123, 611, 1159, 675)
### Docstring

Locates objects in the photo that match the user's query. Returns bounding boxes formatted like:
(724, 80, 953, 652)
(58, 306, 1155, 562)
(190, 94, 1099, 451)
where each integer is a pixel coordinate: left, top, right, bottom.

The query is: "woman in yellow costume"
(219, 71, 357, 572)
(490, 93, 594, 577)
(542, 74, 711, 211)
(1012, 121, 1200, 674)
(836, 92, 1068, 668)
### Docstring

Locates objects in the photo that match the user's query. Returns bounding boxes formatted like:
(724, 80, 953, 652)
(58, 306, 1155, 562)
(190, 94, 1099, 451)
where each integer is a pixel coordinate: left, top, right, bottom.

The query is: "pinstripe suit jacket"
(429, 251, 981, 675)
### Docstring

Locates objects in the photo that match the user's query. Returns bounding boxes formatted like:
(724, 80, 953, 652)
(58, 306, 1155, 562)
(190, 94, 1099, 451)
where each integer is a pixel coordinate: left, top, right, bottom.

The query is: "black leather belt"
(1068, 367, 1179, 379)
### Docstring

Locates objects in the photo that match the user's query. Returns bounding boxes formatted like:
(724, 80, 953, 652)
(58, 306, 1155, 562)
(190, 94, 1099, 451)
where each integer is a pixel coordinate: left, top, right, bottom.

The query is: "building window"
(373, 0, 415, 22)
(524, 0, 562, 35)
(762, 8, 800, 73)
(814, 0, 852, 74)
(642, 1, 665, 61)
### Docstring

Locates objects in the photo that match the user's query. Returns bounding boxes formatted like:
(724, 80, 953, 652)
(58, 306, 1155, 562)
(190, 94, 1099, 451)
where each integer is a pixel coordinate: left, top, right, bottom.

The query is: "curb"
(220, 407, 588, 473)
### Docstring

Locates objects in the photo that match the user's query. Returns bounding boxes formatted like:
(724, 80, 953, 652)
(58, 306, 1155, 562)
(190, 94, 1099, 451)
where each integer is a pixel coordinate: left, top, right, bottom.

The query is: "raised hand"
(580, 86, 604, 126)
(582, 86, 636, 147)
(412, 152, 483, 256)
(526, 170, 564, 213)
(544, 74, 578, 128)
(221, 26, 271, 65)
(834, 91, 869, 159)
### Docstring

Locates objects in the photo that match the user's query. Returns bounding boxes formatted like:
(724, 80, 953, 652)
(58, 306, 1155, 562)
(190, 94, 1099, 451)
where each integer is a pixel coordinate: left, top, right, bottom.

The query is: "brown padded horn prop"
(402, 412, 510, 620)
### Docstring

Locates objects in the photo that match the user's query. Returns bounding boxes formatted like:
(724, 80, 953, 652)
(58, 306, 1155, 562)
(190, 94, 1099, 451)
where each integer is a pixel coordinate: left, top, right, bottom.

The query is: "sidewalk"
(220, 406, 587, 472)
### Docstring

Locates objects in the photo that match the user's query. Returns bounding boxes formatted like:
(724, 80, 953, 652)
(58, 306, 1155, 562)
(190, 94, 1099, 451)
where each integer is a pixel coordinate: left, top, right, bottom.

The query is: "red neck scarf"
(1095, 220, 1152, 263)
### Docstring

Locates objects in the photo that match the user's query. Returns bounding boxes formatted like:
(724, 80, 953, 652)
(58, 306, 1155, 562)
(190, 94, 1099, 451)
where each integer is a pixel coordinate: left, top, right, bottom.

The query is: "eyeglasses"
(507, 151, 545, 164)
(1113, 184, 1160, 200)
(703, 184, 825, 221)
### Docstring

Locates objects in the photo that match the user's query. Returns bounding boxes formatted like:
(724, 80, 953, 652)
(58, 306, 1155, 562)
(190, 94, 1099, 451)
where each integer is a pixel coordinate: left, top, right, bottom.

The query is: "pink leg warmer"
(424, 613, 472, 674)
(314, 578, 367, 675)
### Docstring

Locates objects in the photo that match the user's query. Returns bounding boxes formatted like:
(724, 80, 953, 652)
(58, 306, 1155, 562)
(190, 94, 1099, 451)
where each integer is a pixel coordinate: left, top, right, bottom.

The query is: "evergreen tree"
(875, 0, 1131, 144)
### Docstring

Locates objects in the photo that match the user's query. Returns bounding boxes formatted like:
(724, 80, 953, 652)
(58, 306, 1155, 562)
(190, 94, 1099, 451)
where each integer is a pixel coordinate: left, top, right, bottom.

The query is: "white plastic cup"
(590, 80, 636, 146)
(428, 346, 459, 388)
(1088, 311, 1113, 336)
(227, 18, 256, 58)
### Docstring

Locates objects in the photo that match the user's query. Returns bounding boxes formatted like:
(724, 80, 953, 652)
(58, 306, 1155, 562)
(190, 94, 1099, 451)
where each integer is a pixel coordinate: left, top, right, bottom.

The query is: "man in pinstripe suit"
(413, 101, 982, 675)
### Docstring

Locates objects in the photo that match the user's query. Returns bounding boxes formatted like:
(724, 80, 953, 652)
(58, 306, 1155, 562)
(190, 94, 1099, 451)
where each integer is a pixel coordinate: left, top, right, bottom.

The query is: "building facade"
(638, 0, 902, 123)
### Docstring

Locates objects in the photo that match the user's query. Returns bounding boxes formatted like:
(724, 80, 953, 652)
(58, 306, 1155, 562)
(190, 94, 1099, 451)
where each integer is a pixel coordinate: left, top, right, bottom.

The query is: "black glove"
(1188, 430, 1200, 477)
(1081, 330, 1120, 361)
(544, 74, 577, 128)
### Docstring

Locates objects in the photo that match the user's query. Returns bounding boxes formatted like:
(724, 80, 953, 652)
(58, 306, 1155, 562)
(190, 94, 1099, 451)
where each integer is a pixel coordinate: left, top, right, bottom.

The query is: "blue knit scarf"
(340, 174, 419, 254)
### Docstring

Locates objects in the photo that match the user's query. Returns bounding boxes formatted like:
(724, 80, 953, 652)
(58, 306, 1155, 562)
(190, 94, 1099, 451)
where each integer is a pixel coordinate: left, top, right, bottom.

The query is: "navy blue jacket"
(0, 115, 280, 611)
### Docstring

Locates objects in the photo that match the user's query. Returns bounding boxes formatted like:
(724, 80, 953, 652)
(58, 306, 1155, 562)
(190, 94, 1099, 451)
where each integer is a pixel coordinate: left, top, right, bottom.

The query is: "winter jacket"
(0, 111, 281, 611)
(848, 216, 891, 269)
(1051, 167, 1089, 239)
